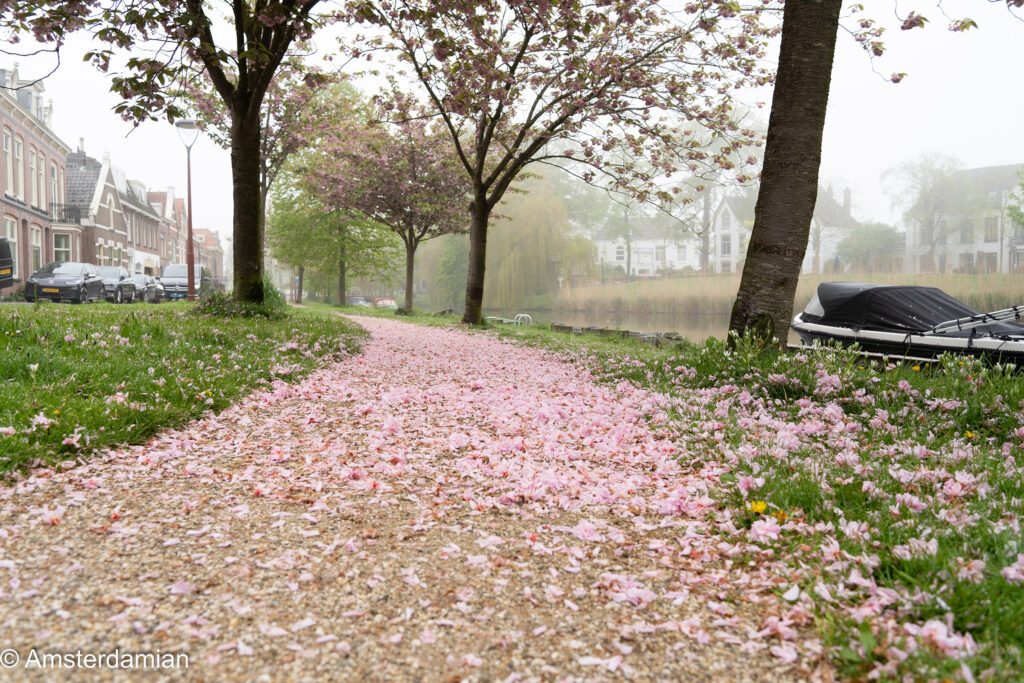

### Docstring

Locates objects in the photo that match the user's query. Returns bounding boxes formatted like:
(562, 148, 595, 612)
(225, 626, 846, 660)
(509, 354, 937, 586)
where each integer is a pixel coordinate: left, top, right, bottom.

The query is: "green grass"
(0, 299, 366, 473)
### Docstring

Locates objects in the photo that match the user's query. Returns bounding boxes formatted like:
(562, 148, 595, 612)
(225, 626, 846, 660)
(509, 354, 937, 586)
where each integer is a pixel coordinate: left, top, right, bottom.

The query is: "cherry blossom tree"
(305, 110, 468, 311)
(187, 64, 360, 280)
(347, 0, 776, 323)
(0, 0, 331, 303)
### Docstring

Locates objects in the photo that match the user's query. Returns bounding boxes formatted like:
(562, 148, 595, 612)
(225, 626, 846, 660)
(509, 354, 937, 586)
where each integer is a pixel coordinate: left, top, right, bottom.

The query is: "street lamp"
(175, 119, 200, 301)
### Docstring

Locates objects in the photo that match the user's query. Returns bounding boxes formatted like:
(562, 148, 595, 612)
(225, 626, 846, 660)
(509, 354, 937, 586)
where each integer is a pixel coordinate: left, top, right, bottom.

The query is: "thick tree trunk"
(404, 233, 417, 311)
(296, 264, 304, 304)
(230, 110, 265, 303)
(337, 240, 347, 306)
(462, 199, 489, 324)
(728, 0, 842, 345)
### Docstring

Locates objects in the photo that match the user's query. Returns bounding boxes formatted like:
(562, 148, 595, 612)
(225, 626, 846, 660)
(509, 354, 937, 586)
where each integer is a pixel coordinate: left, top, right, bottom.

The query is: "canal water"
(485, 309, 728, 343)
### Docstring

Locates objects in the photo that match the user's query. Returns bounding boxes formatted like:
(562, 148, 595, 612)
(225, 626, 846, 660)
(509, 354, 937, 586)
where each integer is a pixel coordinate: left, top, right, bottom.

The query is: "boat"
(791, 282, 1024, 364)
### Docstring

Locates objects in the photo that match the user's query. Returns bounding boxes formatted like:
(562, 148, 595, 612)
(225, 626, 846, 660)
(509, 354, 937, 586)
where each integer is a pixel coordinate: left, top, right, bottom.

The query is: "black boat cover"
(801, 283, 1024, 336)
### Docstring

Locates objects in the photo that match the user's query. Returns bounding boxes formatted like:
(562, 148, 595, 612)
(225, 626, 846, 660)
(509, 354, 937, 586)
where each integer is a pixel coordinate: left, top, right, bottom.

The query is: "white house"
(711, 186, 860, 275)
(593, 223, 701, 278)
(903, 163, 1023, 275)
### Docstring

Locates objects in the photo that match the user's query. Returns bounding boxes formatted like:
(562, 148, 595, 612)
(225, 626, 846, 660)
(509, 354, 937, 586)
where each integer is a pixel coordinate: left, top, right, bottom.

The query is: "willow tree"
(348, 0, 775, 323)
(0, 0, 332, 302)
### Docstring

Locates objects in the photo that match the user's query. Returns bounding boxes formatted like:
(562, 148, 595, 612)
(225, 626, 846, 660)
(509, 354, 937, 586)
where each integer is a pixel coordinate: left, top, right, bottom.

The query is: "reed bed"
(555, 273, 1024, 318)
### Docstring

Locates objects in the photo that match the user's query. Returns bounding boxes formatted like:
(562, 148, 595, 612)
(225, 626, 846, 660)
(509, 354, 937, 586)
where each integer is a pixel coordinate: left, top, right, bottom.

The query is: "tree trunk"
(230, 108, 265, 303)
(700, 189, 711, 275)
(728, 0, 842, 345)
(404, 232, 417, 311)
(337, 240, 347, 306)
(296, 264, 304, 304)
(462, 198, 489, 324)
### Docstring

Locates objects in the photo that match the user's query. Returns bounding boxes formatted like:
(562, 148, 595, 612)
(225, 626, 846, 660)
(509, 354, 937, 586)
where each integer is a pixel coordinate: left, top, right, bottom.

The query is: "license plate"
(170, 293, 184, 299)
(42, 288, 59, 293)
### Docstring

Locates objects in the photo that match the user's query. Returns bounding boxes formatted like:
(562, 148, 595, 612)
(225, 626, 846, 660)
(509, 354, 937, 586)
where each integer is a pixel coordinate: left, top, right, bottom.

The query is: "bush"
(3, 285, 25, 302)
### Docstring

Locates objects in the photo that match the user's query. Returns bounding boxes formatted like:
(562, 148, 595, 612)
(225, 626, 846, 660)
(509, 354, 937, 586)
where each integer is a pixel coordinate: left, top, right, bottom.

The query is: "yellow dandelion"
(749, 500, 767, 514)
(912, 366, 921, 372)
(965, 431, 975, 438)
(773, 510, 788, 523)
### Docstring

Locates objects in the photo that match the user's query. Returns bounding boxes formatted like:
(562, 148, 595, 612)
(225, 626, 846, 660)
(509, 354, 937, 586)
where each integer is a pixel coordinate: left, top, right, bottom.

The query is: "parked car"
(0, 237, 12, 289)
(24, 262, 104, 303)
(373, 297, 398, 309)
(346, 296, 372, 307)
(128, 274, 163, 303)
(159, 263, 212, 300)
(95, 265, 135, 303)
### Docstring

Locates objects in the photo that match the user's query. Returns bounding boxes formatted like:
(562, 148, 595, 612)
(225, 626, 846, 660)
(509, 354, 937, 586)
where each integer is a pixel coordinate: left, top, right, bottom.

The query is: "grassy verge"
(0, 300, 366, 473)
(342, 303, 1022, 681)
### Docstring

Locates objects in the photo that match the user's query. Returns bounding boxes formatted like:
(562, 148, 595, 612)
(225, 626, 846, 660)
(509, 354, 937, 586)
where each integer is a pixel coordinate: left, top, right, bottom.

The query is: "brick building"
(0, 65, 71, 295)
(193, 228, 225, 286)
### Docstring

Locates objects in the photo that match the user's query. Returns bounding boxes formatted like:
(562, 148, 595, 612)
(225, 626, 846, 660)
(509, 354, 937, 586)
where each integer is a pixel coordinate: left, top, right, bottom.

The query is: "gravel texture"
(0, 317, 832, 682)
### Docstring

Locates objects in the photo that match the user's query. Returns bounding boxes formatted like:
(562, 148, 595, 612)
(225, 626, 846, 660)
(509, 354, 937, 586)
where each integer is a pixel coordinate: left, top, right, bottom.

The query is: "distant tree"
(0, 1, 334, 302)
(435, 235, 470, 312)
(305, 110, 468, 311)
(1008, 171, 1024, 237)
(836, 223, 902, 272)
(348, 0, 774, 323)
(885, 154, 968, 272)
(268, 169, 401, 305)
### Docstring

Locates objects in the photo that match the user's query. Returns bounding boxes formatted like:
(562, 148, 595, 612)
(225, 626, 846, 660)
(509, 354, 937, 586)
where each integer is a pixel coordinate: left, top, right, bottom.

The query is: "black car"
(128, 274, 163, 303)
(24, 262, 104, 303)
(0, 237, 12, 289)
(159, 263, 212, 301)
(95, 265, 135, 303)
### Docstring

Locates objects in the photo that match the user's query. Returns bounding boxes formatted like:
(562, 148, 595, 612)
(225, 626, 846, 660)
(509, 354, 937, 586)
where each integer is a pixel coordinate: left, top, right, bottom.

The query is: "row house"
(711, 186, 860, 275)
(115, 169, 165, 275)
(904, 164, 1024, 275)
(0, 65, 71, 295)
(148, 189, 186, 267)
(193, 228, 225, 285)
(58, 146, 129, 268)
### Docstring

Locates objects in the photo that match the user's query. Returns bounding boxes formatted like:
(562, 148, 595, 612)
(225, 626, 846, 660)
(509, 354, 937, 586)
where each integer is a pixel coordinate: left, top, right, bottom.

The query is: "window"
(30, 224, 41, 271)
(13, 138, 22, 199)
(615, 245, 625, 261)
(959, 253, 974, 270)
(50, 163, 57, 208)
(2, 131, 10, 195)
(37, 156, 44, 207)
(28, 149, 36, 206)
(655, 245, 666, 264)
(53, 233, 71, 261)
(721, 213, 731, 229)
(959, 219, 973, 244)
(57, 168, 63, 205)
(721, 261, 731, 274)
(721, 234, 732, 257)
(984, 216, 998, 242)
(3, 216, 16, 278)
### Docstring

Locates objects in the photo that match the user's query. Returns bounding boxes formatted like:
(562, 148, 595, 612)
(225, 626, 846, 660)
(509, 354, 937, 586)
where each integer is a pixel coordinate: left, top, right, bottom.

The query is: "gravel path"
(0, 317, 828, 681)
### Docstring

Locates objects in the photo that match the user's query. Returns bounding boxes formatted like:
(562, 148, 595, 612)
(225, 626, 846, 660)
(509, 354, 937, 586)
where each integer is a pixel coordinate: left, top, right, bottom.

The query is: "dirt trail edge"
(0, 316, 827, 682)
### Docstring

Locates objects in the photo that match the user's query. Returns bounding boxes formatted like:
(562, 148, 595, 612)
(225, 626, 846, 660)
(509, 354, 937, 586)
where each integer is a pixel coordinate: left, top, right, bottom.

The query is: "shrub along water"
(0, 301, 366, 473)
(555, 272, 1024, 320)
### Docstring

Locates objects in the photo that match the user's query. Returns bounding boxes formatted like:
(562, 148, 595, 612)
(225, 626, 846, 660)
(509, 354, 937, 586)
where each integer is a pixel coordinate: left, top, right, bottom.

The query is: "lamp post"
(175, 119, 200, 301)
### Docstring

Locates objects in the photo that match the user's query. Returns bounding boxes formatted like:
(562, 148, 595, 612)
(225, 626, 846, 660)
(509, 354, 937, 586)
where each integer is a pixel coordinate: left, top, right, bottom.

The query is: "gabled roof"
(65, 150, 102, 207)
(718, 186, 860, 230)
(115, 171, 162, 220)
(954, 164, 1023, 194)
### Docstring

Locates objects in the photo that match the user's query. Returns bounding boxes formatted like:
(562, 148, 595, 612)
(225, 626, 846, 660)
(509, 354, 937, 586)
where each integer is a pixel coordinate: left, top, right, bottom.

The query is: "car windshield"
(162, 265, 187, 278)
(96, 266, 122, 278)
(37, 262, 84, 276)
